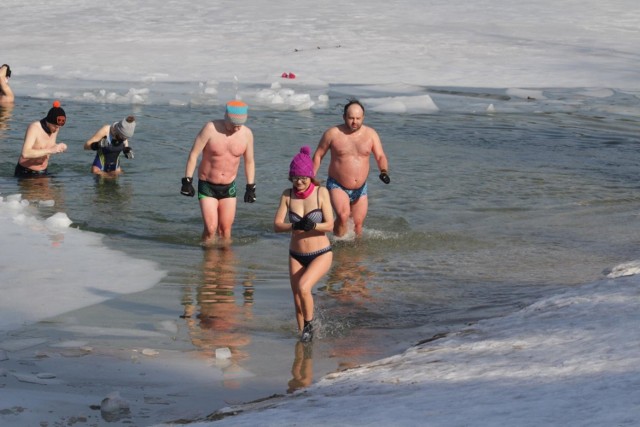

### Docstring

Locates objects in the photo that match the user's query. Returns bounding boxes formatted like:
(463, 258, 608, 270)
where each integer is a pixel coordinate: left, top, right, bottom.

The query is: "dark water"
(1, 89, 639, 416)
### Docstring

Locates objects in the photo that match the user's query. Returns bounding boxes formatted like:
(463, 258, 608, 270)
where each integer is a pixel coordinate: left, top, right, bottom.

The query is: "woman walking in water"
(274, 146, 334, 342)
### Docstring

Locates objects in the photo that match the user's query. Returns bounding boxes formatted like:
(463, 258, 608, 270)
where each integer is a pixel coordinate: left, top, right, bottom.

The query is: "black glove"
(292, 217, 316, 231)
(302, 217, 316, 231)
(90, 138, 109, 151)
(379, 169, 390, 184)
(244, 183, 256, 203)
(123, 147, 134, 159)
(181, 177, 195, 197)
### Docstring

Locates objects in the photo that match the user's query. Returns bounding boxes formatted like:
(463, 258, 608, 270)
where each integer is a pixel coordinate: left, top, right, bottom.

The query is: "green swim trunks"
(198, 180, 237, 200)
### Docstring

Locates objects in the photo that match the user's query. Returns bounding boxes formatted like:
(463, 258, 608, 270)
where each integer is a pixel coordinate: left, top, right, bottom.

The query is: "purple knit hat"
(289, 146, 315, 178)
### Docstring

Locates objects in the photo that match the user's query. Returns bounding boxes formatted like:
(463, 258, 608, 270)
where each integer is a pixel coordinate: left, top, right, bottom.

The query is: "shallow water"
(1, 88, 639, 420)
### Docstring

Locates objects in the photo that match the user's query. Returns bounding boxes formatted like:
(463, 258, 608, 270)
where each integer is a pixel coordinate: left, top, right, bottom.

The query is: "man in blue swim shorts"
(325, 177, 367, 203)
(313, 99, 390, 237)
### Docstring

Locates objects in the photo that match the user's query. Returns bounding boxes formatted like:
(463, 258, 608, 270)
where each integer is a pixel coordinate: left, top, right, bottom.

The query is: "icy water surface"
(1, 87, 639, 423)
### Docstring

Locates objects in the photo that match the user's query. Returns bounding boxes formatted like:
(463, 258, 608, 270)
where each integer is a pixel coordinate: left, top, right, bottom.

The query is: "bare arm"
(184, 123, 210, 178)
(312, 129, 332, 175)
(314, 186, 335, 233)
(21, 123, 66, 158)
(0, 66, 14, 103)
(243, 130, 256, 184)
(273, 191, 293, 233)
(371, 129, 388, 172)
(83, 125, 109, 150)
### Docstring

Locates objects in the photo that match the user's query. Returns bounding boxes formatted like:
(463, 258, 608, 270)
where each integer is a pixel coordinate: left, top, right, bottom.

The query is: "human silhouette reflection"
(287, 341, 313, 393)
(92, 175, 133, 211)
(320, 245, 381, 370)
(181, 247, 254, 388)
(0, 102, 14, 138)
(16, 176, 67, 246)
(16, 175, 64, 207)
(322, 245, 375, 304)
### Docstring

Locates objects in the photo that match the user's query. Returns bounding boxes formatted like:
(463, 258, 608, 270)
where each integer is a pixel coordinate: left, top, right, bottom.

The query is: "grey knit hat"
(112, 115, 136, 139)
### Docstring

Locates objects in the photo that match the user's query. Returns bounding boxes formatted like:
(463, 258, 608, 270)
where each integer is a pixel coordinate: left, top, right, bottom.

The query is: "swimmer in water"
(312, 99, 390, 237)
(181, 100, 256, 246)
(0, 64, 14, 105)
(14, 100, 67, 178)
(84, 115, 136, 177)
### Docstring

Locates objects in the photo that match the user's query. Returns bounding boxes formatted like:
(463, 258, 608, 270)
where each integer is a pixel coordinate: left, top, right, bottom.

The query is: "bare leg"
(216, 197, 237, 244)
(349, 195, 368, 237)
(289, 261, 305, 331)
(289, 251, 333, 330)
(329, 189, 351, 237)
(199, 197, 220, 244)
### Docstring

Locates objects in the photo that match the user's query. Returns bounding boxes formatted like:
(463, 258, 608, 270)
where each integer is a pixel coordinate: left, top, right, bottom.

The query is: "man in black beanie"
(15, 100, 68, 177)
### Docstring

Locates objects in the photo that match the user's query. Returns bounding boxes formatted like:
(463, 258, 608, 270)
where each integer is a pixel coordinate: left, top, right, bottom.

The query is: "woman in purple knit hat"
(274, 146, 334, 342)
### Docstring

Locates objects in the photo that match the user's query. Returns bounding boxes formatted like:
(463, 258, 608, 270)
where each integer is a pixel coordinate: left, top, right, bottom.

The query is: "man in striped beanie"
(181, 100, 256, 245)
(225, 100, 248, 125)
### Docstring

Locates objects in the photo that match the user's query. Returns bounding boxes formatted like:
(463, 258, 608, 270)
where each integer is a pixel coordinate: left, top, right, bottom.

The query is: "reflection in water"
(17, 176, 64, 207)
(0, 103, 13, 138)
(322, 246, 375, 304)
(287, 341, 313, 393)
(17, 176, 71, 247)
(17, 176, 67, 246)
(181, 247, 254, 389)
(93, 176, 133, 211)
(320, 245, 382, 370)
(82, 177, 136, 235)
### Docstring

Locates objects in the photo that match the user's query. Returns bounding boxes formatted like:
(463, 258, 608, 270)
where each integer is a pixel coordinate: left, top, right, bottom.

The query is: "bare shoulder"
(204, 120, 221, 132)
(280, 188, 292, 198)
(362, 124, 379, 136)
(26, 120, 43, 134)
(318, 185, 331, 199)
(319, 125, 341, 146)
(323, 125, 342, 138)
(332, 124, 347, 135)
(240, 125, 254, 141)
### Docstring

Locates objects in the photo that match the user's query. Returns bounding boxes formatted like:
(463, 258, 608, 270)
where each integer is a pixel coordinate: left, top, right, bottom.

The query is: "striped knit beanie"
(225, 100, 248, 125)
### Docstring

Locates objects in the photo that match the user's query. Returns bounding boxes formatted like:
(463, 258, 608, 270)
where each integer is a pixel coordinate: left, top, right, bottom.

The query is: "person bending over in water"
(84, 115, 136, 177)
(274, 146, 334, 342)
(0, 64, 14, 105)
(14, 100, 67, 178)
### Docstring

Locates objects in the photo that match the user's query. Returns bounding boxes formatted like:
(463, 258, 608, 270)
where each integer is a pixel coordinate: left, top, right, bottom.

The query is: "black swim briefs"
(197, 180, 237, 200)
(14, 163, 48, 178)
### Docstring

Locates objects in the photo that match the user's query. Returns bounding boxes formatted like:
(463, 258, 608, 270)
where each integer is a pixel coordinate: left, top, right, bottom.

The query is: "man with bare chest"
(181, 100, 256, 245)
(15, 100, 68, 177)
(313, 100, 390, 237)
